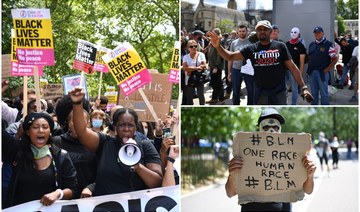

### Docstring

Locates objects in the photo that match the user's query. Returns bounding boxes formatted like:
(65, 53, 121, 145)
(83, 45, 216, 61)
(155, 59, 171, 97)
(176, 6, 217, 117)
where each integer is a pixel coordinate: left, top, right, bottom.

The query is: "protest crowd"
(181, 21, 358, 105)
(1, 80, 180, 209)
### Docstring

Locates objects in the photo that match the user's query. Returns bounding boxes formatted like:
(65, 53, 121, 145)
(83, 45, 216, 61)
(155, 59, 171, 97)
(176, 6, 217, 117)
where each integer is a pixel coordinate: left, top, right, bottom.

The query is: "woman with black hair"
(68, 87, 162, 196)
(2, 112, 77, 208)
(53, 95, 97, 199)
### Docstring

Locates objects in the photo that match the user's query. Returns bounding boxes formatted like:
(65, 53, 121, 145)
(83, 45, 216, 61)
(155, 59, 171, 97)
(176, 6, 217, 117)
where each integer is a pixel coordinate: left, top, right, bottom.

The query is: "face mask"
(143, 129, 148, 136)
(53, 122, 58, 130)
(31, 144, 51, 159)
(92, 119, 103, 128)
(259, 118, 281, 133)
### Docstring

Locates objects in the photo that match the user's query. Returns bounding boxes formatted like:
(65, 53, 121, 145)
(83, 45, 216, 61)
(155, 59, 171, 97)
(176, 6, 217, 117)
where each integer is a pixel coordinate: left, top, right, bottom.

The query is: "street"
(181, 148, 358, 212)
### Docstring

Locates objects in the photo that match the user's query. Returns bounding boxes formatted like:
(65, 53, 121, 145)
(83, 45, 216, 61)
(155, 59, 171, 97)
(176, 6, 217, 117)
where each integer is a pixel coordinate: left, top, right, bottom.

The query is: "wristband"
(72, 101, 82, 105)
(301, 85, 308, 92)
(167, 156, 175, 163)
(56, 189, 64, 200)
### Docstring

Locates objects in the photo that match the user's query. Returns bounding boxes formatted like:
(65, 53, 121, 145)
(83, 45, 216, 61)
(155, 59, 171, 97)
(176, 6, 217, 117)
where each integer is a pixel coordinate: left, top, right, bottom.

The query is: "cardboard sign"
(42, 83, 64, 100)
(2, 54, 11, 78)
(94, 46, 110, 73)
(62, 74, 88, 99)
(168, 41, 180, 83)
(232, 132, 311, 204)
(11, 9, 54, 66)
(103, 42, 152, 96)
(3, 185, 179, 212)
(118, 73, 172, 122)
(73, 39, 97, 74)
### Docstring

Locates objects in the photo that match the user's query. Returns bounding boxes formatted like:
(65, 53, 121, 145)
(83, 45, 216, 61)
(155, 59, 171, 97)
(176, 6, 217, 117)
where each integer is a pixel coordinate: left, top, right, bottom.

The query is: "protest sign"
(118, 73, 172, 122)
(94, 46, 110, 73)
(232, 132, 311, 204)
(168, 41, 180, 83)
(3, 185, 179, 212)
(62, 74, 88, 99)
(73, 39, 97, 74)
(10, 31, 44, 76)
(2, 54, 11, 78)
(102, 42, 151, 96)
(42, 84, 64, 100)
(11, 9, 54, 66)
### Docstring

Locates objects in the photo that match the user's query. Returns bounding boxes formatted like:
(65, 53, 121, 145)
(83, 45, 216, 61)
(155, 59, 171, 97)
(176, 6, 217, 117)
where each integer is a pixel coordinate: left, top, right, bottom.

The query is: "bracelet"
(167, 156, 175, 163)
(301, 85, 308, 92)
(72, 101, 82, 105)
(56, 189, 64, 200)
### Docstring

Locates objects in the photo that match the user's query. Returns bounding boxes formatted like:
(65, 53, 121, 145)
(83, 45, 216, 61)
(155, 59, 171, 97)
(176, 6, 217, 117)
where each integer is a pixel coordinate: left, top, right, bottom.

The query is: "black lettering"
(265, 179, 272, 190)
(128, 199, 141, 212)
(145, 196, 177, 212)
(266, 136, 274, 146)
(61, 204, 80, 212)
(93, 201, 125, 212)
(287, 180, 296, 188)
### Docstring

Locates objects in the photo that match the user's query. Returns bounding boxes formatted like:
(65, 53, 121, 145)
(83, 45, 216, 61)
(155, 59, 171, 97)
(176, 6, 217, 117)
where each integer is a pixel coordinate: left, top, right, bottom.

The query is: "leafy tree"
(215, 18, 235, 34)
(2, 0, 178, 98)
(346, 0, 359, 19)
(337, 15, 346, 36)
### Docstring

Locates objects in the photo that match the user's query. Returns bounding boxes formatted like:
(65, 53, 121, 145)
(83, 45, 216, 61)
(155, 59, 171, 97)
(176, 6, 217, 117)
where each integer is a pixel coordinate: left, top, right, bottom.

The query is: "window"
(201, 12, 203, 18)
(208, 21, 211, 27)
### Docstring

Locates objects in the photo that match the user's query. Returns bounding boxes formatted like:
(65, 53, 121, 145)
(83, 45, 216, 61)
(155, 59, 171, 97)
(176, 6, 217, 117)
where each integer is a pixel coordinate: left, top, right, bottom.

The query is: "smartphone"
(163, 128, 171, 138)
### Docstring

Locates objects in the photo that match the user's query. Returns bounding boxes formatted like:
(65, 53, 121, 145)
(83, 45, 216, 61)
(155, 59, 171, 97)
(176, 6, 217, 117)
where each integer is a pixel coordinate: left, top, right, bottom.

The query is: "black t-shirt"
(285, 41, 307, 68)
(94, 133, 161, 196)
(14, 165, 56, 206)
(241, 202, 291, 211)
(241, 41, 292, 89)
(53, 133, 97, 198)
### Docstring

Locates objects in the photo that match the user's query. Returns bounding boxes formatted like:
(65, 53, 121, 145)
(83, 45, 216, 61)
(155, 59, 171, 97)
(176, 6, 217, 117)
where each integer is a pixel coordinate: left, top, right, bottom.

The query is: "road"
(181, 148, 358, 212)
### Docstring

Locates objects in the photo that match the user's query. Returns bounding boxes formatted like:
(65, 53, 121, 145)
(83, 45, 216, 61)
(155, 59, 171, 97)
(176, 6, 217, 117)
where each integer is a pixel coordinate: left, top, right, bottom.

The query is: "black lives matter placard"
(73, 39, 97, 74)
(232, 132, 311, 204)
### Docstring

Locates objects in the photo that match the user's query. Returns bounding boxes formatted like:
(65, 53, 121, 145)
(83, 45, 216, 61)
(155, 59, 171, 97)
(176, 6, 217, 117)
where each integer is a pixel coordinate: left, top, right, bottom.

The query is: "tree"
(337, 15, 346, 36)
(2, 0, 178, 98)
(215, 19, 235, 34)
(346, 0, 359, 19)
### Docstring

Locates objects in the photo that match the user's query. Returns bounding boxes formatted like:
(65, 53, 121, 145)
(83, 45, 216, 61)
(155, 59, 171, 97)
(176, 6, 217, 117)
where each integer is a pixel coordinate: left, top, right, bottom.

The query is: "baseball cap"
(255, 20, 272, 30)
(257, 108, 285, 126)
(313, 26, 324, 33)
(193, 30, 205, 36)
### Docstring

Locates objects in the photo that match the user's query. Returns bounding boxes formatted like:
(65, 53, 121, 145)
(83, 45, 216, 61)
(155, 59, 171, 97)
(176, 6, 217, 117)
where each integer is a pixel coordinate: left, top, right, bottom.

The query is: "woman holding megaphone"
(68, 87, 162, 196)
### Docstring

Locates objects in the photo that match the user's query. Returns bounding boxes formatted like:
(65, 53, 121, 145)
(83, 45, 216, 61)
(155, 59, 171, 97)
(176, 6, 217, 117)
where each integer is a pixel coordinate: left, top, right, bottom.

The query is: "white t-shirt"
(352, 46, 359, 61)
(182, 52, 206, 85)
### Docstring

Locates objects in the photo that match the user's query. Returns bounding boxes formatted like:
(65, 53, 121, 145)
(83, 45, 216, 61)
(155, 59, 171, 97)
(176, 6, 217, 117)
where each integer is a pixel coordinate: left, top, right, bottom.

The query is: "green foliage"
(215, 19, 235, 34)
(2, 0, 178, 99)
(337, 0, 359, 19)
(337, 15, 346, 36)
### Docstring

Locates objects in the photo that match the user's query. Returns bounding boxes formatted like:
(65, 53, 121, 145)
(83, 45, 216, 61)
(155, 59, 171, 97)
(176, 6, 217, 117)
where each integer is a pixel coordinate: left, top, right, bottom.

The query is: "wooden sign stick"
(138, 88, 159, 122)
(34, 66, 41, 112)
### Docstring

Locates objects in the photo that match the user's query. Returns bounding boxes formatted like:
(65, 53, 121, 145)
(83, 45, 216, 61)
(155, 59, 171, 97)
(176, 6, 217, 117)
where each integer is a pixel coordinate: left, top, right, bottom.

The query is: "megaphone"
(118, 138, 141, 166)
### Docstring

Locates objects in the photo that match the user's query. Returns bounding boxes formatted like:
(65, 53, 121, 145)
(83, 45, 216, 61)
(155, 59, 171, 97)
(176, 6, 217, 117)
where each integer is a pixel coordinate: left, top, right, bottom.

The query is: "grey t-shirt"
(229, 38, 251, 69)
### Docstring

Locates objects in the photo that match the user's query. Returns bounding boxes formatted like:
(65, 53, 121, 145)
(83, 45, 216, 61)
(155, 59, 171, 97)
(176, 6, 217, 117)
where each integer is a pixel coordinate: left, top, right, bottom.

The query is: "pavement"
(181, 148, 359, 212)
(192, 68, 358, 106)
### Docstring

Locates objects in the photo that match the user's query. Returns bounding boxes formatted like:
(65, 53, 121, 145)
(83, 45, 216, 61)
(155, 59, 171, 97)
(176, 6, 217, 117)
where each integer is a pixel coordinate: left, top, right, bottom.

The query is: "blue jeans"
(288, 70, 299, 105)
(309, 70, 329, 105)
(339, 64, 349, 85)
(231, 67, 254, 105)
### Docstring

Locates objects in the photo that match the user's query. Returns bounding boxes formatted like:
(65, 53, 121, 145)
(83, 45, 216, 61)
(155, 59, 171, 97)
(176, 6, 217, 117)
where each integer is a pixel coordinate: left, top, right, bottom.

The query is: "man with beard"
(228, 25, 253, 105)
(208, 20, 313, 105)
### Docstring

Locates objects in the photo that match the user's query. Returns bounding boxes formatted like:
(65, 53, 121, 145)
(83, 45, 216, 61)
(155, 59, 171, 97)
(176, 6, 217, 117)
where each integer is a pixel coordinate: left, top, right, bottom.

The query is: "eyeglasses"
(189, 45, 197, 49)
(116, 123, 136, 129)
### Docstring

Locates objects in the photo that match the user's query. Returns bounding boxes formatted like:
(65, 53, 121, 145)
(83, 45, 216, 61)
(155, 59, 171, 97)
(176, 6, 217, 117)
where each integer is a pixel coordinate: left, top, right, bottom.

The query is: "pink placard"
(168, 69, 179, 83)
(16, 48, 54, 66)
(119, 70, 152, 96)
(11, 62, 44, 76)
(94, 63, 109, 73)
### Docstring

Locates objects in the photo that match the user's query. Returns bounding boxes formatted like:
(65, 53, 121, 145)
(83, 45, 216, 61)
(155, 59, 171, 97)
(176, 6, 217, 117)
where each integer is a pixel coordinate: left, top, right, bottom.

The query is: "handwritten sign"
(11, 9, 54, 66)
(42, 83, 63, 100)
(168, 41, 180, 83)
(103, 42, 152, 96)
(2, 54, 11, 78)
(118, 73, 172, 122)
(232, 132, 311, 204)
(73, 39, 97, 74)
(94, 46, 110, 73)
(3, 185, 179, 212)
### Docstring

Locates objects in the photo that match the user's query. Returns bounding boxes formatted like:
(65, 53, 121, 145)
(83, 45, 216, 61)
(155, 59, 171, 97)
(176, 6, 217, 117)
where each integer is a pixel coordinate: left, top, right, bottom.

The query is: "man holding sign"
(226, 108, 316, 211)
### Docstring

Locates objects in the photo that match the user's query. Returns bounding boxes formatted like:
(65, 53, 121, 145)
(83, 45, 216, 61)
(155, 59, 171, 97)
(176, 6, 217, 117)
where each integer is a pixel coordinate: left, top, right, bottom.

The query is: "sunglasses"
(189, 45, 197, 49)
(263, 125, 280, 132)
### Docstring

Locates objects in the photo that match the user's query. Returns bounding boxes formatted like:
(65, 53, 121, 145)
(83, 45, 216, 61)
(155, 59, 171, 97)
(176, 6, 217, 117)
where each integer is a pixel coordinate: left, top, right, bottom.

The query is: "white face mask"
(143, 129, 148, 136)
(259, 118, 281, 133)
(290, 27, 300, 39)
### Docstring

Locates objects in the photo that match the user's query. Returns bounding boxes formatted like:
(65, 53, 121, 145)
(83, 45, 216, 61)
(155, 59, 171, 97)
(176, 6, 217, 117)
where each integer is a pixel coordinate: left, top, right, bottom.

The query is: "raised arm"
(302, 155, 316, 194)
(68, 87, 100, 152)
(208, 31, 244, 61)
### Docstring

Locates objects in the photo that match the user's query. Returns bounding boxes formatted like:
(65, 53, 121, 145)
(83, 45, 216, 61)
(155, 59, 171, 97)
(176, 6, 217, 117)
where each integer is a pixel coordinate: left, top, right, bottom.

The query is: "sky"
(182, 0, 273, 10)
